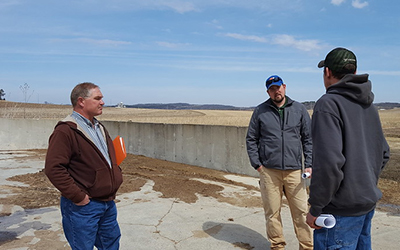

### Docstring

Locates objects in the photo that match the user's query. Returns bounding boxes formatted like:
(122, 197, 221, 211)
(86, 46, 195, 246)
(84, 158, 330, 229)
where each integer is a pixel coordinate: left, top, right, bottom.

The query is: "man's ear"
(77, 96, 85, 108)
(325, 67, 332, 78)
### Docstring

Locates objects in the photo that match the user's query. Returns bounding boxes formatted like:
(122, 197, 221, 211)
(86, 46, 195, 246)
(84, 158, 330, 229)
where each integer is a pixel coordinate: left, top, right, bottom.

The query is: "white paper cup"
(315, 214, 336, 228)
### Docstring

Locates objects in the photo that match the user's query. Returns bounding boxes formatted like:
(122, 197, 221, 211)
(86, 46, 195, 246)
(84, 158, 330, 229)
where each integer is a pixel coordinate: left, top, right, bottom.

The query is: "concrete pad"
(0, 151, 45, 188)
(1, 151, 400, 250)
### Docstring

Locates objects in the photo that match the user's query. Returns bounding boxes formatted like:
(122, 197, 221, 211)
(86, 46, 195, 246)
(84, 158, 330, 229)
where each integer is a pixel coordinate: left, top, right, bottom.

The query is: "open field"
(1, 100, 399, 211)
(0, 101, 253, 126)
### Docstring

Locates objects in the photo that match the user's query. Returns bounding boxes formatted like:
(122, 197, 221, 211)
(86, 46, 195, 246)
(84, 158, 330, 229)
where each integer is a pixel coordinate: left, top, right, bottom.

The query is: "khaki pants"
(259, 168, 313, 250)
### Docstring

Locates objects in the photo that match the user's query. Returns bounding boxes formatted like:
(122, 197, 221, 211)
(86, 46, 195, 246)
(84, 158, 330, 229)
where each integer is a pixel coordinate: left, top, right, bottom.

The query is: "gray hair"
(70, 82, 99, 107)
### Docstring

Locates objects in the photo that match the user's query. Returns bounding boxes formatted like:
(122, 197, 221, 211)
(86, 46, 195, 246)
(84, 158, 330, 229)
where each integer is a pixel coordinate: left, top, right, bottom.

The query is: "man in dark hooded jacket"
(306, 47, 390, 249)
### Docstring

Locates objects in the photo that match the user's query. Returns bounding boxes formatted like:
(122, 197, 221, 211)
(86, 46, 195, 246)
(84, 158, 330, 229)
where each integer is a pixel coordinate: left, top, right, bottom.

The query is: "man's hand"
(257, 165, 264, 172)
(304, 167, 312, 178)
(306, 212, 322, 229)
(75, 194, 90, 206)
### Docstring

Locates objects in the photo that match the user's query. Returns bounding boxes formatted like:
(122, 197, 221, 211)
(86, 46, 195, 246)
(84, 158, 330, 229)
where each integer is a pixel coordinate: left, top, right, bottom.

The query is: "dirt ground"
(0, 149, 399, 218)
(0, 101, 399, 216)
(0, 149, 262, 216)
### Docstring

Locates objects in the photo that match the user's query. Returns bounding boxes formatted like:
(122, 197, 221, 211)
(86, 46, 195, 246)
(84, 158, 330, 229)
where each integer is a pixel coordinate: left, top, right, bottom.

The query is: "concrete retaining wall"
(0, 119, 57, 150)
(0, 118, 256, 177)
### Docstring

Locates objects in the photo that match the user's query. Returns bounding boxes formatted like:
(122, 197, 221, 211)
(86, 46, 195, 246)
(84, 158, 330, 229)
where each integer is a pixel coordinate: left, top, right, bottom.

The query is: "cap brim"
(318, 60, 325, 68)
(267, 82, 282, 90)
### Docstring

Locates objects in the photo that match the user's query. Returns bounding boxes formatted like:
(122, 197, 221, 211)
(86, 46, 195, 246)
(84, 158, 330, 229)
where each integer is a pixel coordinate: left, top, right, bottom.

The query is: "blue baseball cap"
(265, 75, 284, 90)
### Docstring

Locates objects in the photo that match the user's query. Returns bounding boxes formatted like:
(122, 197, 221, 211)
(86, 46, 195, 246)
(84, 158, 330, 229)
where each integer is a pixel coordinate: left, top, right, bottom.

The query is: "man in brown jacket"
(45, 82, 123, 250)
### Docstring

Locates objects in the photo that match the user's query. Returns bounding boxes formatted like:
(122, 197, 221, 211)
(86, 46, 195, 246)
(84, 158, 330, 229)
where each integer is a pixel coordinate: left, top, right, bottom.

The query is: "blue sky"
(1, 0, 399, 107)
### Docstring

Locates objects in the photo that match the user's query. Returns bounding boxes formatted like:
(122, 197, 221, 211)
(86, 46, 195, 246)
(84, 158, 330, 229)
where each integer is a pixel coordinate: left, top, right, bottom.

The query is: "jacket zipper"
(281, 109, 285, 170)
(75, 125, 116, 195)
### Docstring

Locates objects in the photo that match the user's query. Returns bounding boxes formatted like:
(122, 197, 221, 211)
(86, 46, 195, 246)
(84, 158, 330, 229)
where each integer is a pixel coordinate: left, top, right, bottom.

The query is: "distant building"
(116, 102, 126, 108)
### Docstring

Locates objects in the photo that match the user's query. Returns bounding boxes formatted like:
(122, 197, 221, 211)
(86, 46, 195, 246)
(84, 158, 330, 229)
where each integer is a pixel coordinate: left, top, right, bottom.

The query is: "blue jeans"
(60, 196, 121, 250)
(313, 209, 375, 250)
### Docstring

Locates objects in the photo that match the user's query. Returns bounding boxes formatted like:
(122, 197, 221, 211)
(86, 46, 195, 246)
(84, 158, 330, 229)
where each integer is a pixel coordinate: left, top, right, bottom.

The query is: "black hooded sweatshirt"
(308, 74, 390, 217)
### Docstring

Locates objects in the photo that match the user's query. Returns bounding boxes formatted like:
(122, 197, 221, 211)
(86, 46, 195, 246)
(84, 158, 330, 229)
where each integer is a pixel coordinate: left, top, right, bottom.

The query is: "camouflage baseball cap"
(318, 47, 357, 73)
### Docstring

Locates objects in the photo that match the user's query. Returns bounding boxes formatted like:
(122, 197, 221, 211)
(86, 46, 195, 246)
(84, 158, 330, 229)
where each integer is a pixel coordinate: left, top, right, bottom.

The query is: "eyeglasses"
(266, 76, 281, 86)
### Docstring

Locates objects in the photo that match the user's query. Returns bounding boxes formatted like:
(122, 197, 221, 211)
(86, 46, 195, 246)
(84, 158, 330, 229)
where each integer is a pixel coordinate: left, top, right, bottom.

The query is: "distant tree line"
(373, 102, 400, 110)
(302, 101, 400, 110)
(110, 101, 400, 111)
(123, 102, 252, 110)
(0, 89, 5, 100)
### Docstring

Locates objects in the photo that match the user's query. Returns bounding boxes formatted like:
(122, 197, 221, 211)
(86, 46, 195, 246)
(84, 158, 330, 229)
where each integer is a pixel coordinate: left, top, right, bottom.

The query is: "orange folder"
(113, 136, 127, 165)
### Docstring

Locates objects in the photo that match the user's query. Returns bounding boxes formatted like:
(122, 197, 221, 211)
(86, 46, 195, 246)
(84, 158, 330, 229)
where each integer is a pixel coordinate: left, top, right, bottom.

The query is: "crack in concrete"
(153, 198, 180, 249)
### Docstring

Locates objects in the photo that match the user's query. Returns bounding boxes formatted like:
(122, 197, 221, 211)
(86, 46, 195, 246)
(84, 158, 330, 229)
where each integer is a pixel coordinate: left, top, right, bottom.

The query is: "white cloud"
(223, 33, 323, 52)
(331, 0, 346, 6)
(156, 41, 190, 48)
(74, 0, 302, 14)
(223, 33, 268, 43)
(158, 1, 198, 14)
(352, 0, 369, 9)
(51, 38, 131, 46)
(271, 34, 323, 52)
(331, 0, 369, 8)
(0, 0, 21, 10)
(104, 0, 199, 14)
(207, 19, 223, 30)
(79, 38, 132, 46)
(367, 70, 400, 76)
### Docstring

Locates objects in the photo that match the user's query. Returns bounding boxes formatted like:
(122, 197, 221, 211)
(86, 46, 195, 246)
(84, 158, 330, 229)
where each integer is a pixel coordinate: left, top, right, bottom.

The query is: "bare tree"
(19, 83, 34, 118)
